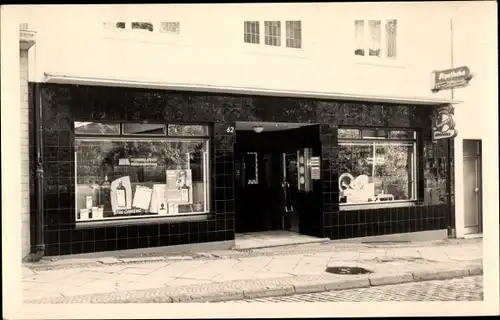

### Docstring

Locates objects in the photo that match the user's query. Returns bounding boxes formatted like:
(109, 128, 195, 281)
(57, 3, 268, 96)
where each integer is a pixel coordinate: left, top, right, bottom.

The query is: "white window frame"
(354, 18, 399, 65)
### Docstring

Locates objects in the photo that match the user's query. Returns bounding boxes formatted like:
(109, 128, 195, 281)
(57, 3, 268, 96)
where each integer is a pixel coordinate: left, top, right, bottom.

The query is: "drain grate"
(325, 266, 372, 275)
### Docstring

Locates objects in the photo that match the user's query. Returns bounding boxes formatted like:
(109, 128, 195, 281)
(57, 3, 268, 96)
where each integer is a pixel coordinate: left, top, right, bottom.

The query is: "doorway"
(462, 140, 483, 234)
(233, 122, 322, 237)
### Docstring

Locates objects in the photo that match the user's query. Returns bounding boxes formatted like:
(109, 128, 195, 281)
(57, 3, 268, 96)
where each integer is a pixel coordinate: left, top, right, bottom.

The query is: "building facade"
(446, 1, 497, 238)
(10, 3, 495, 258)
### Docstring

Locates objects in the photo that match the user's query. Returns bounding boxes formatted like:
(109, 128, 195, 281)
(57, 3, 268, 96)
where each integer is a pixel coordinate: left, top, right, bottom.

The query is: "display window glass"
(74, 122, 210, 222)
(338, 128, 417, 205)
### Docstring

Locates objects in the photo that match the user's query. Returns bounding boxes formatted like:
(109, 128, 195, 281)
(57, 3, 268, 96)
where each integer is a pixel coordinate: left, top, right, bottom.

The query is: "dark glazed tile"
(199, 233, 207, 243)
(105, 227, 117, 239)
(71, 242, 83, 255)
(105, 239, 117, 251)
(159, 236, 170, 247)
(95, 241, 107, 253)
(159, 224, 170, 236)
(59, 243, 71, 256)
(127, 226, 139, 238)
(46, 244, 59, 256)
(83, 241, 95, 253)
(94, 228, 106, 241)
(46, 230, 59, 245)
(138, 237, 149, 248)
(216, 219, 226, 231)
(225, 231, 235, 240)
(190, 233, 199, 244)
(169, 235, 180, 246)
(170, 223, 179, 235)
(59, 230, 71, 243)
(117, 227, 127, 239)
(117, 238, 128, 250)
(82, 228, 95, 242)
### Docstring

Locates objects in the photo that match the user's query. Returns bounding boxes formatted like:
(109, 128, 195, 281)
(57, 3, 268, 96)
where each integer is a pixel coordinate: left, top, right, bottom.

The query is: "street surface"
(218, 276, 483, 302)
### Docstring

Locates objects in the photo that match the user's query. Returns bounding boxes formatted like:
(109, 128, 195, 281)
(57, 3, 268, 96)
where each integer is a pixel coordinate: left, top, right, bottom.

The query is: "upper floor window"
(285, 21, 302, 49)
(244, 21, 260, 44)
(354, 19, 397, 59)
(264, 21, 281, 47)
(160, 22, 180, 34)
(104, 21, 180, 35)
(243, 20, 302, 49)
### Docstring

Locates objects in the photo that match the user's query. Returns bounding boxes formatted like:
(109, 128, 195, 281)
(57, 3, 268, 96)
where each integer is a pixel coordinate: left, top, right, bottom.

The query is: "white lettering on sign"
(129, 158, 158, 166)
(438, 69, 467, 80)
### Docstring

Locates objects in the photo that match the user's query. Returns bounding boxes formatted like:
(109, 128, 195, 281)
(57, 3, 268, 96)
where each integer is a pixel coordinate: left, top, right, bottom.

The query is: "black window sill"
(340, 201, 417, 211)
(75, 214, 210, 229)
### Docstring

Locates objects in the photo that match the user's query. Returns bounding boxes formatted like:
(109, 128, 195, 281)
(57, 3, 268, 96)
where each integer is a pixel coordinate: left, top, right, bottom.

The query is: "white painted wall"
(21, 3, 458, 101)
(450, 1, 498, 238)
(20, 49, 31, 259)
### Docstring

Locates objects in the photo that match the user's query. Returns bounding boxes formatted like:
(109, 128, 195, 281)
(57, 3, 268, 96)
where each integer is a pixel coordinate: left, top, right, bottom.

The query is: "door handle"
(474, 188, 479, 193)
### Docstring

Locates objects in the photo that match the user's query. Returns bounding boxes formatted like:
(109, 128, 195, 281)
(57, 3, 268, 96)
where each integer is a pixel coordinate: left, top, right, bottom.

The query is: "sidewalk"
(22, 238, 483, 303)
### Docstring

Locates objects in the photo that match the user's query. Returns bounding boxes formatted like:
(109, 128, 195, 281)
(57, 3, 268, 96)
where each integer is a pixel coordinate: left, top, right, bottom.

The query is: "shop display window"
(338, 128, 417, 205)
(74, 122, 210, 222)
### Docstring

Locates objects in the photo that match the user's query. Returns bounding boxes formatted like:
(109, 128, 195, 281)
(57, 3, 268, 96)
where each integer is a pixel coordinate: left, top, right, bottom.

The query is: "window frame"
(337, 127, 418, 209)
(354, 18, 398, 62)
(73, 121, 212, 224)
(243, 19, 303, 50)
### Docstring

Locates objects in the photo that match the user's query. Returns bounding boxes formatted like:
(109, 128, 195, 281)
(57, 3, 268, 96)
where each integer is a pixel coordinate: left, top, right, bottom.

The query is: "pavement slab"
(22, 239, 483, 304)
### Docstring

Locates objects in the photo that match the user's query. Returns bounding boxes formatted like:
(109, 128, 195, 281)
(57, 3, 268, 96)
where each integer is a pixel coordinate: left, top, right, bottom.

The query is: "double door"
(234, 151, 299, 233)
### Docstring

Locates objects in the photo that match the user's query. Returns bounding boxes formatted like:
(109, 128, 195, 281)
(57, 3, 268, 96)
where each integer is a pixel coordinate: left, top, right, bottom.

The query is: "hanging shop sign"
(431, 66, 473, 92)
(432, 105, 458, 140)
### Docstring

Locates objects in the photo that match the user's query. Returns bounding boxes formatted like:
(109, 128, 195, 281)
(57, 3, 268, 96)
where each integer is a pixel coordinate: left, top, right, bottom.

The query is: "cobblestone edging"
(23, 239, 478, 272)
(23, 261, 482, 304)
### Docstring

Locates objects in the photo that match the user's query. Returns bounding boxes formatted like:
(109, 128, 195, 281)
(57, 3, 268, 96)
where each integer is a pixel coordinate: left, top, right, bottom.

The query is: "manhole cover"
(325, 266, 372, 275)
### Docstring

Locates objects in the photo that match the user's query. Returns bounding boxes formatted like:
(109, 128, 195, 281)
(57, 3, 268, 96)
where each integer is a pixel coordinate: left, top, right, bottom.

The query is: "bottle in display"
(116, 181, 127, 208)
(181, 182, 190, 202)
(92, 180, 101, 206)
(100, 175, 111, 215)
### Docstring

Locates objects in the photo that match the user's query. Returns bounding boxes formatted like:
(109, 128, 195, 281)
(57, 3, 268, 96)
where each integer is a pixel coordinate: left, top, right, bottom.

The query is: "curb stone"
(368, 273, 414, 286)
(243, 285, 295, 299)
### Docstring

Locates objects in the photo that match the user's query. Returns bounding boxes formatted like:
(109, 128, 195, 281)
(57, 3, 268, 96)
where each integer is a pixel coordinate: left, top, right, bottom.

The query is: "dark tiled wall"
(29, 83, 453, 256)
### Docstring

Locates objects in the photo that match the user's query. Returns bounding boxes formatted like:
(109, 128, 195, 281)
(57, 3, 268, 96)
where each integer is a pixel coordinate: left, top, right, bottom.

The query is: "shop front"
(29, 82, 454, 256)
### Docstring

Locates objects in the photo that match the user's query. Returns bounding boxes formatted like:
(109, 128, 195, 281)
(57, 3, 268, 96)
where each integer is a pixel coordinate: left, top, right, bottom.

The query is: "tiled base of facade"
(42, 240, 235, 260)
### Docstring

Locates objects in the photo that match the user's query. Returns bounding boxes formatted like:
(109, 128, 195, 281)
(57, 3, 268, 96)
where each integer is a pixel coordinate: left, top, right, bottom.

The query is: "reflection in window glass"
(122, 123, 166, 135)
(362, 129, 388, 139)
(168, 124, 209, 136)
(389, 130, 415, 139)
(245, 152, 259, 185)
(75, 138, 209, 221)
(338, 136, 416, 205)
(74, 122, 120, 135)
(338, 128, 360, 139)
